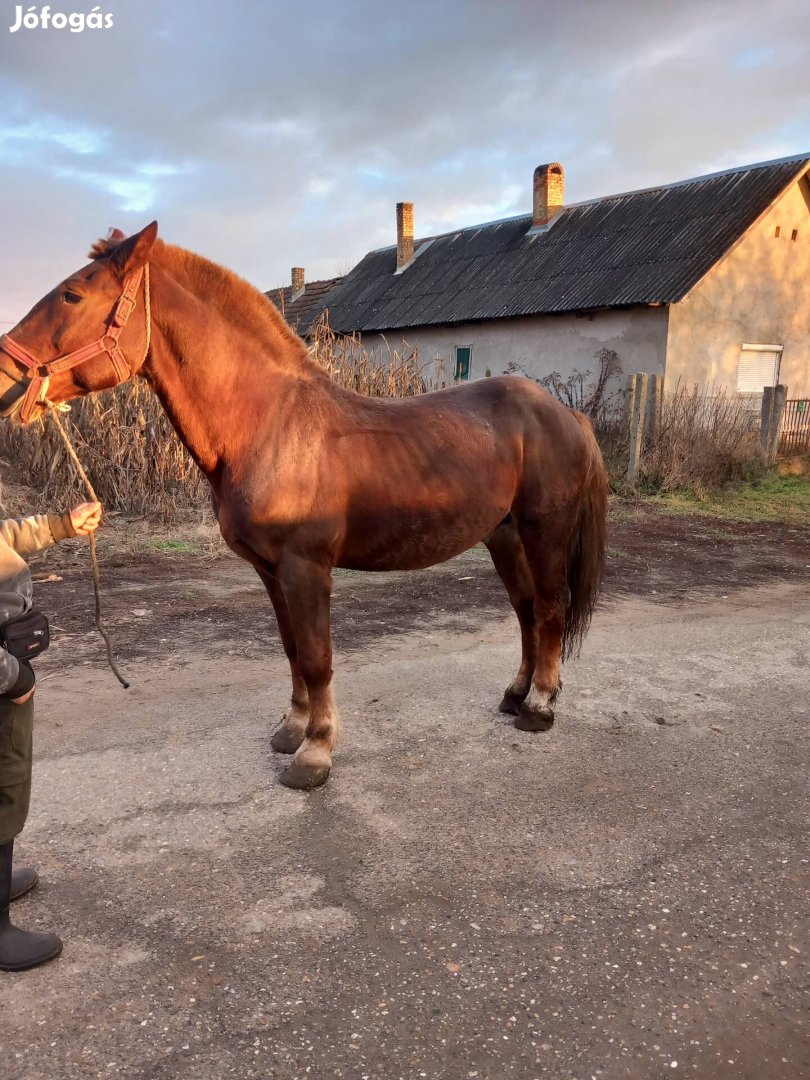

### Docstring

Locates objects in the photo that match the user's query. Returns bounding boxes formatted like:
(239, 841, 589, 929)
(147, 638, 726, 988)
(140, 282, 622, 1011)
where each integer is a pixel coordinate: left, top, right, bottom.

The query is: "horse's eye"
(62, 290, 82, 305)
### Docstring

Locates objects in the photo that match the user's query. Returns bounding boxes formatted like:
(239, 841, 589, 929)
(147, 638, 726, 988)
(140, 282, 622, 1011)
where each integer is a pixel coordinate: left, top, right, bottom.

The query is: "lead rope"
(41, 264, 153, 690)
(47, 405, 130, 689)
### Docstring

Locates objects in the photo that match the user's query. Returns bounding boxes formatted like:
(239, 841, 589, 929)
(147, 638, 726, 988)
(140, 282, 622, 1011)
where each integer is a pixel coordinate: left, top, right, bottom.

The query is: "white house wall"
(361, 306, 668, 390)
(666, 173, 810, 397)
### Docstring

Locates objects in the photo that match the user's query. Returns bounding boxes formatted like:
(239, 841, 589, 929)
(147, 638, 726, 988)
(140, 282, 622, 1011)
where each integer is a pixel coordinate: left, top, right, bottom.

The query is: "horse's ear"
(106, 221, 159, 277)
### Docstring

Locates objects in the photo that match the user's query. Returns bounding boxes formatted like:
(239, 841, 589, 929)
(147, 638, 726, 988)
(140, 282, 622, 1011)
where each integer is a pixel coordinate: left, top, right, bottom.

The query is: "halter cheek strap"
(0, 265, 149, 424)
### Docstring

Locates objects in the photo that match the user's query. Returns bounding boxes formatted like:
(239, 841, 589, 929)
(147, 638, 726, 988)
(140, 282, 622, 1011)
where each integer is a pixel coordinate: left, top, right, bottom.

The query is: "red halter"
(0, 265, 148, 424)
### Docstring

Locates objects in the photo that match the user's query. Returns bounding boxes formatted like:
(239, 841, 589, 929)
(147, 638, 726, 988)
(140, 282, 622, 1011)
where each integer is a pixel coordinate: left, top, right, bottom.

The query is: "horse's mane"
(89, 230, 310, 364)
(88, 232, 124, 260)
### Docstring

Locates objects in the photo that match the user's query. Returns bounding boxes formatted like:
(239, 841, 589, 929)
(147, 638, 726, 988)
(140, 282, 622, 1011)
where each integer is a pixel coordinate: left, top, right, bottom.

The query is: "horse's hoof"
(498, 691, 525, 716)
(271, 726, 305, 754)
(279, 762, 331, 790)
(514, 705, 555, 732)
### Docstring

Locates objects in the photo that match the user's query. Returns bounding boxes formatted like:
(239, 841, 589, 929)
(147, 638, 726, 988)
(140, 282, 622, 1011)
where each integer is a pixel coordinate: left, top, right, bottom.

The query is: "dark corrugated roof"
(266, 275, 344, 335)
(324, 156, 810, 333)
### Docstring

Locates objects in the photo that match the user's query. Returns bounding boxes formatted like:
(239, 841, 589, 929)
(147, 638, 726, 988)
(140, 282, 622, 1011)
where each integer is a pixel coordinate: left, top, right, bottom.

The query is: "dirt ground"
(1, 505, 808, 1080)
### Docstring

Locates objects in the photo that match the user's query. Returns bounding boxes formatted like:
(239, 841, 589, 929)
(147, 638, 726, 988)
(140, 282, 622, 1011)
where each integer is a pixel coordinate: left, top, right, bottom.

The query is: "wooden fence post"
(647, 374, 664, 441)
(760, 384, 788, 462)
(626, 373, 638, 438)
(768, 384, 788, 461)
(627, 372, 649, 487)
(759, 386, 774, 454)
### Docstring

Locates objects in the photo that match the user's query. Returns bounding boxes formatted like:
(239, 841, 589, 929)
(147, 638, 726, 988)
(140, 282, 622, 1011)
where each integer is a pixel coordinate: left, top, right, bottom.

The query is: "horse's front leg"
(275, 554, 339, 791)
(256, 568, 310, 754)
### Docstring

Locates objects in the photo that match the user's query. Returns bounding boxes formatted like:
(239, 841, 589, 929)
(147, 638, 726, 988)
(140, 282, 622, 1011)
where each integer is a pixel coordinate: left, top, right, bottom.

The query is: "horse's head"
(0, 221, 159, 424)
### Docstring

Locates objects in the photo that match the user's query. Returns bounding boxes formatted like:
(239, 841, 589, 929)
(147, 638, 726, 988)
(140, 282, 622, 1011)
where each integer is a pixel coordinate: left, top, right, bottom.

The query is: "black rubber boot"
(11, 865, 38, 902)
(0, 840, 62, 971)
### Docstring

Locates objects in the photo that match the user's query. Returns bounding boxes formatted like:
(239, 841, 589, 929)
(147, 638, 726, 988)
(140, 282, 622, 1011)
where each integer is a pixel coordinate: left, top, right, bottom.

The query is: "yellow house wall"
(665, 172, 810, 397)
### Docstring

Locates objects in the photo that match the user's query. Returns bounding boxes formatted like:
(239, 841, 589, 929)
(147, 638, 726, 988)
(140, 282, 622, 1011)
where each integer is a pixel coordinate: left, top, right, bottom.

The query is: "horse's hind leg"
(485, 517, 537, 716)
(513, 512, 571, 733)
(256, 568, 310, 754)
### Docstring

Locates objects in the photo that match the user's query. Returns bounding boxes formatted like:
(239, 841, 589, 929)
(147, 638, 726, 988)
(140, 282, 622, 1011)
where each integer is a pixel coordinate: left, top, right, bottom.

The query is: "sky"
(1, 0, 808, 323)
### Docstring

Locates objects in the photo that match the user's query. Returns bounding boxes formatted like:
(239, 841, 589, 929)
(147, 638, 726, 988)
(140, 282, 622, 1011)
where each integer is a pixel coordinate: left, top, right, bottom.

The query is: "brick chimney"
(291, 267, 305, 297)
(396, 202, 414, 270)
(532, 163, 565, 228)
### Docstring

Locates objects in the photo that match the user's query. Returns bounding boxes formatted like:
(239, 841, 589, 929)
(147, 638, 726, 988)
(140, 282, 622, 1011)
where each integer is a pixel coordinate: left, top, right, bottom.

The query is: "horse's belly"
(337, 502, 507, 571)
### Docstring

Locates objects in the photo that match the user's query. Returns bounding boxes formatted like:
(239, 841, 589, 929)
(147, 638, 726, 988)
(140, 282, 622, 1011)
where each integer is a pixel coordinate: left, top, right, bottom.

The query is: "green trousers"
(0, 696, 33, 845)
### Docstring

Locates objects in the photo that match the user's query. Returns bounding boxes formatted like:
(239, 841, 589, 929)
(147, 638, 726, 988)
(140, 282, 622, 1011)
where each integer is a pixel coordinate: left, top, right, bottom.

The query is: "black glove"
(6, 661, 34, 700)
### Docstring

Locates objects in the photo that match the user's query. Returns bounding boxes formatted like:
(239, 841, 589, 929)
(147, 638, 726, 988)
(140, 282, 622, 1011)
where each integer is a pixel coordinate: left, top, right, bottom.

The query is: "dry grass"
(536, 359, 769, 495)
(592, 409, 631, 491)
(634, 385, 764, 494)
(0, 382, 208, 520)
(309, 312, 444, 396)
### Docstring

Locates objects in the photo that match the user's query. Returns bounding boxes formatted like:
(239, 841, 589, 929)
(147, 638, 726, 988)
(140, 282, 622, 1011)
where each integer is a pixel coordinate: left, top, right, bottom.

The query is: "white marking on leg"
(523, 686, 554, 712)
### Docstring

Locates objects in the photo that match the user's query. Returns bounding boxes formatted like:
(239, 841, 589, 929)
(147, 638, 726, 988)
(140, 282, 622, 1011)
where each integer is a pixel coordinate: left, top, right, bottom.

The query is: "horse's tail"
(562, 412, 609, 660)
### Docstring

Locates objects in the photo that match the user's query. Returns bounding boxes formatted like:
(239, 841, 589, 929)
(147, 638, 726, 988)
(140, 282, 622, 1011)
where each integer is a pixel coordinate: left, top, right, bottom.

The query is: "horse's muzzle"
(0, 377, 29, 422)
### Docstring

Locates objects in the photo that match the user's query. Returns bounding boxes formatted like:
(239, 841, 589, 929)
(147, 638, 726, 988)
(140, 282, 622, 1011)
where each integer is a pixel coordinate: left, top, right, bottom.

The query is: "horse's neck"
(142, 263, 317, 483)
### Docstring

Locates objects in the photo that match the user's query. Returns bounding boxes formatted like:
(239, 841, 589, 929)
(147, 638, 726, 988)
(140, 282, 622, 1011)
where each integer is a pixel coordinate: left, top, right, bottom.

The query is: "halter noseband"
(0, 265, 149, 424)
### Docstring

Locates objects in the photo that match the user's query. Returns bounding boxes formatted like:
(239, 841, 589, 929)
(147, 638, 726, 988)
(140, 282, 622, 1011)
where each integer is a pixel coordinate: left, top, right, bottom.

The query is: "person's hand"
(11, 687, 35, 705)
(70, 501, 103, 537)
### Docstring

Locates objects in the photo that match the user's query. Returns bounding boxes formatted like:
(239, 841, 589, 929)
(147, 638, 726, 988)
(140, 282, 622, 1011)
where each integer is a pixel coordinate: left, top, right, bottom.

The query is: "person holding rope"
(0, 500, 101, 971)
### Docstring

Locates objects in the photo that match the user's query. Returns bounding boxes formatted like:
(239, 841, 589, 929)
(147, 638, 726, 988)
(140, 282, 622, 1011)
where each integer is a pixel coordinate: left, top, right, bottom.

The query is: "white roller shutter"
(736, 346, 781, 394)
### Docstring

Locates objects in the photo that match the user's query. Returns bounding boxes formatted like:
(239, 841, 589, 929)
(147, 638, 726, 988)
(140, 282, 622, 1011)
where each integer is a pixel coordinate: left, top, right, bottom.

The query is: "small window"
(775, 226, 781, 237)
(454, 346, 472, 381)
(791, 229, 798, 241)
(737, 344, 782, 396)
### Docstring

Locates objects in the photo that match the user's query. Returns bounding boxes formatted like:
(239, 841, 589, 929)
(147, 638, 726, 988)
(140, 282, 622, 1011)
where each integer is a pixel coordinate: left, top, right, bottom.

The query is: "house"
(266, 267, 344, 338)
(319, 154, 810, 400)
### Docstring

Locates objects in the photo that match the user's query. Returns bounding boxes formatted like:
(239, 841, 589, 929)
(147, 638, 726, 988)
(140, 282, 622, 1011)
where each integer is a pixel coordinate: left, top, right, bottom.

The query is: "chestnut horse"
(0, 222, 608, 790)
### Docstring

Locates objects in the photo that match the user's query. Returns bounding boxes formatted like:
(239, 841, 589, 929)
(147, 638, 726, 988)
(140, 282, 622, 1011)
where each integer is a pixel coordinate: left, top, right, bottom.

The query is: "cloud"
(0, 0, 808, 320)
(0, 114, 108, 179)
(0, 117, 104, 156)
(0, 104, 192, 219)
(53, 165, 187, 213)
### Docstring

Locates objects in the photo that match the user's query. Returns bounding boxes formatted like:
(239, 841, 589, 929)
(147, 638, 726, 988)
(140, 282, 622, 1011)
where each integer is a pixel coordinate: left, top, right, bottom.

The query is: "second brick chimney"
(290, 267, 305, 297)
(532, 163, 565, 228)
(396, 202, 414, 270)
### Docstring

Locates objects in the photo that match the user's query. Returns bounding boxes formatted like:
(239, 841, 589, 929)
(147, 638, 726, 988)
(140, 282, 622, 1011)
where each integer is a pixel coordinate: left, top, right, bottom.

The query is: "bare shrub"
(636, 385, 763, 494)
(538, 347, 623, 419)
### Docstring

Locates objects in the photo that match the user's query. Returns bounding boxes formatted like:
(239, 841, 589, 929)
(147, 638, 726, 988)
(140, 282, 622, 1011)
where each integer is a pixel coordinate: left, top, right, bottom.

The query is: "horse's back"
(454, 375, 593, 462)
(361, 373, 575, 438)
